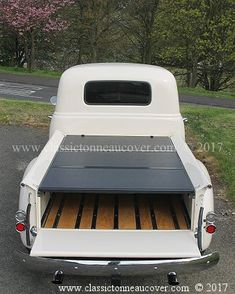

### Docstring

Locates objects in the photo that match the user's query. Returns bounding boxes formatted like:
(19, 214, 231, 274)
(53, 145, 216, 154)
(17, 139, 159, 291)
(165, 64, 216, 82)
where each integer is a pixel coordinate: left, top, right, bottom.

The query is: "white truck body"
(15, 64, 219, 282)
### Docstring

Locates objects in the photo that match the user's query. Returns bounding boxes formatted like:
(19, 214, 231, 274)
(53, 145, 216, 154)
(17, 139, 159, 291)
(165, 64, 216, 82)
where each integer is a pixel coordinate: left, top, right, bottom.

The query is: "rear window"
(84, 81, 151, 105)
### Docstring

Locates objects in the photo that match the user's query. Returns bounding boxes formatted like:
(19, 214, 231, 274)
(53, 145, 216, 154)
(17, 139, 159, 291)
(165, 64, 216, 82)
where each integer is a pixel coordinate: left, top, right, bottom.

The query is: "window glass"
(84, 81, 151, 105)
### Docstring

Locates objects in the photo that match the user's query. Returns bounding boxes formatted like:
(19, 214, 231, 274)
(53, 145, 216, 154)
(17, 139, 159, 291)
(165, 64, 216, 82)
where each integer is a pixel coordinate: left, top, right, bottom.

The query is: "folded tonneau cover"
(38, 136, 194, 194)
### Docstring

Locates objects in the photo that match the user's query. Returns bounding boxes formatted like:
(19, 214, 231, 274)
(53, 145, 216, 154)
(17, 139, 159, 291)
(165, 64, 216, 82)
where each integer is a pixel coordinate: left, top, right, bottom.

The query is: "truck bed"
(42, 194, 190, 230)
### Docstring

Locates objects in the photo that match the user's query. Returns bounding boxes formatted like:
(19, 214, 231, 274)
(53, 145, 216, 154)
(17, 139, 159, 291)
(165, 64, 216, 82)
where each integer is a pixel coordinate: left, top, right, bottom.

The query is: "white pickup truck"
(15, 63, 219, 285)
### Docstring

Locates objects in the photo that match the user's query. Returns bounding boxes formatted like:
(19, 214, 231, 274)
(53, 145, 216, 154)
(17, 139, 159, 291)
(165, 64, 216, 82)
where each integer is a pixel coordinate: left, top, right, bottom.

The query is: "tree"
(120, 0, 160, 64)
(67, 0, 124, 64)
(156, 0, 206, 87)
(155, 0, 234, 90)
(0, 0, 74, 70)
(197, 0, 235, 91)
(0, 26, 21, 66)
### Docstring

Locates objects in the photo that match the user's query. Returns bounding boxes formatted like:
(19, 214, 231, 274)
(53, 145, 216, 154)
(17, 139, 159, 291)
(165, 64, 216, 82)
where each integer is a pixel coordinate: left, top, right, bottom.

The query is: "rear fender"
(19, 158, 38, 248)
(196, 160, 214, 251)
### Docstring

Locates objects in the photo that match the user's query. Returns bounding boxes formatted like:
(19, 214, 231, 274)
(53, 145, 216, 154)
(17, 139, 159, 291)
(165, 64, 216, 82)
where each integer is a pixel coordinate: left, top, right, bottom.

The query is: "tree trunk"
(15, 36, 25, 67)
(23, 36, 30, 69)
(90, 42, 97, 63)
(189, 63, 198, 88)
(90, 21, 98, 63)
(30, 31, 35, 70)
(141, 1, 159, 64)
(77, 44, 83, 64)
(143, 36, 152, 64)
(28, 30, 35, 71)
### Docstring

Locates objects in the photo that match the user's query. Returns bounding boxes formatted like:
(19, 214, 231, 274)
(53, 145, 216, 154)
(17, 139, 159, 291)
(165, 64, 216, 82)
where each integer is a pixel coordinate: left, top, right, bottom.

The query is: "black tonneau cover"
(39, 136, 194, 194)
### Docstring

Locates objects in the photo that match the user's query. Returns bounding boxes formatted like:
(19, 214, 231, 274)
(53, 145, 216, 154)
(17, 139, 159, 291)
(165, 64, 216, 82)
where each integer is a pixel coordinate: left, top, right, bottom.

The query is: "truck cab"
(15, 63, 219, 284)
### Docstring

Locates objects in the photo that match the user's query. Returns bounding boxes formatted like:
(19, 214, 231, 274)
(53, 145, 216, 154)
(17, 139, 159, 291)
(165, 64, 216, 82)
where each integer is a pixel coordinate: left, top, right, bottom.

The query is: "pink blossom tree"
(0, 0, 74, 70)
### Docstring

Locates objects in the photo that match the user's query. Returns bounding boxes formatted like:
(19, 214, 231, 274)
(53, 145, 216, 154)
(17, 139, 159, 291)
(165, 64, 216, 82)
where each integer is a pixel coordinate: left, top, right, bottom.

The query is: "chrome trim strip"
(15, 251, 219, 276)
(197, 207, 204, 251)
(25, 203, 31, 247)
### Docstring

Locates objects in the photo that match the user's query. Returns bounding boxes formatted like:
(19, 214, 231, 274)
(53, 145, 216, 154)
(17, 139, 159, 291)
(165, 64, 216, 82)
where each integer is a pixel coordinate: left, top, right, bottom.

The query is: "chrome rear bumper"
(15, 250, 219, 276)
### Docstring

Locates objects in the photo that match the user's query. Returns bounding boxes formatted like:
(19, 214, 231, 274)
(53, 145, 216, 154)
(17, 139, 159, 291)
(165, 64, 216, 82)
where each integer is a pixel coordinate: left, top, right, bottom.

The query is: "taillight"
(16, 222, 26, 232)
(206, 224, 216, 234)
(205, 212, 216, 234)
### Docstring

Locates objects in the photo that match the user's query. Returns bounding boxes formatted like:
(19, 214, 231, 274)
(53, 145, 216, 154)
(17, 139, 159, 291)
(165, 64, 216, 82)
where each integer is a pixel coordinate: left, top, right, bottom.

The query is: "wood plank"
(171, 197, 189, 229)
(119, 196, 136, 229)
(154, 196, 175, 230)
(57, 195, 80, 229)
(44, 195, 62, 228)
(96, 195, 114, 229)
(138, 196, 153, 230)
(43, 194, 188, 230)
(79, 195, 95, 229)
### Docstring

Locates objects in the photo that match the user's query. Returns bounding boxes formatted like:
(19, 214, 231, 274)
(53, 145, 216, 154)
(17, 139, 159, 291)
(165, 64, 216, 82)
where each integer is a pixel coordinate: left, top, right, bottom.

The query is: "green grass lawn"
(0, 98, 54, 128)
(181, 105, 235, 202)
(0, 65, 61, 78)
(179, 86, 235, 100)
(0, 98, 234, 202)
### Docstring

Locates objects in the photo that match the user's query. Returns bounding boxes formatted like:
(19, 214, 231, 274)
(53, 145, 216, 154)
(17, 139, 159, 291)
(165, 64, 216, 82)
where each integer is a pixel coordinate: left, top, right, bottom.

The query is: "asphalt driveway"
(0, 126, 234, 294)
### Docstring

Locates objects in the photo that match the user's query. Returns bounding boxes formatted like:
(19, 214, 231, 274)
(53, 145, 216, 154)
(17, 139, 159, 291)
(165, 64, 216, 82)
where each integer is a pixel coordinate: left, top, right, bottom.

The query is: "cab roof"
(61, 63, 175, 84)
(56, 63, 179, 114)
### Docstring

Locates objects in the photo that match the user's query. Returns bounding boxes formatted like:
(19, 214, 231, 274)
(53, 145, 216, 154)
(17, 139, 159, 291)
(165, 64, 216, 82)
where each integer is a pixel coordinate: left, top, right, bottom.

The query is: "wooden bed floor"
(41, 194, 190, 230)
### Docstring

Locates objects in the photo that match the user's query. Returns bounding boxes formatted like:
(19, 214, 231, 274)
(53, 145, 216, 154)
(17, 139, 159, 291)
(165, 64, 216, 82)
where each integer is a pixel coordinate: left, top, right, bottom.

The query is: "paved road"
(0, 72, 234, 108)
(0, 125, 234, 293)
(0, 81, 56, 101)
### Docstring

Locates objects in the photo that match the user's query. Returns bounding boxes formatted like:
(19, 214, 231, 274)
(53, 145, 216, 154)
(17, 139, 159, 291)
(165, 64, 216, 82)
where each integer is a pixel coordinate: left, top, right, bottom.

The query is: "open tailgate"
(31, 229, 201, 258)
